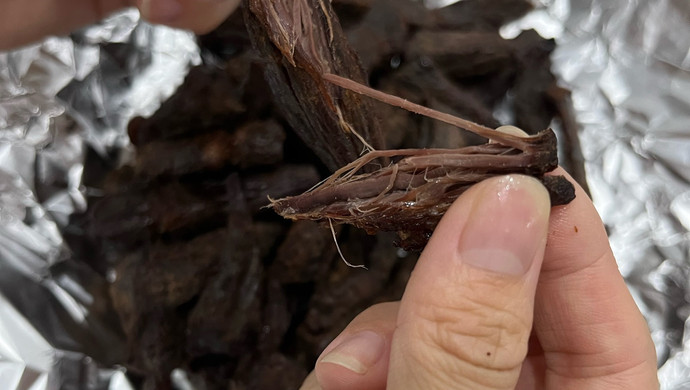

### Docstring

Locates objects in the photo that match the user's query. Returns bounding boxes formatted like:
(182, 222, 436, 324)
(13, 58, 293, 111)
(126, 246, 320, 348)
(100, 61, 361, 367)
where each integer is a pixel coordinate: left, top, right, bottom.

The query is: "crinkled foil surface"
(0, 1, 688, 389)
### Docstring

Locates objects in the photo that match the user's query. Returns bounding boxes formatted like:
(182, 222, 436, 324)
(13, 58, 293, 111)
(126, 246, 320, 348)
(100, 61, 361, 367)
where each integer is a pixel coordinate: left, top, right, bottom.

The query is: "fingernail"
(494, 125, 528, 137)
(458, 175, 550, 276)
(319, 331, 385, 375)
(139, 0, 182, 23)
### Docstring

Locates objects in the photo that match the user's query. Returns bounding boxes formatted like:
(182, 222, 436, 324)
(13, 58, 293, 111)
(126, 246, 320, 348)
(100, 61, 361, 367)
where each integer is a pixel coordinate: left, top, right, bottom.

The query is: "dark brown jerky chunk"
(89, 181, 227, 242)
(511, 30, 559, 133)
(244, 0, 385, 171)
(185, 248, 263, 358)
(269, 221, 335, 284)
(239, 353, 309, 390)
(241, 164, 320, 211)
(108, 229, 230, 380)
(110, 229, 228, 313)
(135, 131, 236, 177)
(390, 61, 501, 132)
(407, 31, 514, 78)
(228, 119, 286, 169)
(135, 120, 285, 177)
(342, 0, 412, 69)
(429, 0, 533, 31)
(547, 85, 591, 195)
(297, 230, 399, 356)
(127, 65, 247, 145)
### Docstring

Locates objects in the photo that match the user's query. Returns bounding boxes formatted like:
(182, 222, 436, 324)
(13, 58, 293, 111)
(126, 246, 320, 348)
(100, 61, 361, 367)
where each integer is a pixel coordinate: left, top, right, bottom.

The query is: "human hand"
(1, 0, 240, 50)
(300, 169, 659, 389)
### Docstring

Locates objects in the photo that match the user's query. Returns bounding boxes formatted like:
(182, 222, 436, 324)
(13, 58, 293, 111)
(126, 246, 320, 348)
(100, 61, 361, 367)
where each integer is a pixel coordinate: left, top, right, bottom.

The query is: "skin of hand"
(300, 167, 659, 389)
(0, 0, 240, 51)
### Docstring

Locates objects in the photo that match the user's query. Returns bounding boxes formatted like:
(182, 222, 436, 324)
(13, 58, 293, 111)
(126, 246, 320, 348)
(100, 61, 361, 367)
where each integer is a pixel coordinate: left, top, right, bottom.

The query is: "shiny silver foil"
(0, 1, 688, 389)
(0, 9, 198, 390)
(505, 0, 690, 388)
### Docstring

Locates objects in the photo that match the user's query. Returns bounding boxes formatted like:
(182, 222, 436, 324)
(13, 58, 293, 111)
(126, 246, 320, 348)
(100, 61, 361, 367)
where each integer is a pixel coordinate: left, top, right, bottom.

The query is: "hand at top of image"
(0, 0, 240, 50)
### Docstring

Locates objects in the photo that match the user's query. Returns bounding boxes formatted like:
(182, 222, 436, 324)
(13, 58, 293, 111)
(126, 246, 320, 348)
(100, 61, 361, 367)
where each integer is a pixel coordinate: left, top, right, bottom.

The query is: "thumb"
(137, 0, 241, 34)
(388, 175, 551, 390)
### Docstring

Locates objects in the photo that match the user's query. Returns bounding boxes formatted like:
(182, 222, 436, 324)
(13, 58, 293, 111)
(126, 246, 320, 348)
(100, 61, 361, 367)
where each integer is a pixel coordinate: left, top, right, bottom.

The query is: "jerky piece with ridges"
(407, 30, 514, 78)
(429, 0, 533, 30)
(242, 164, 320, 212)
(512, 30, 558, 133)
(547, 85, 590, 195)
(271, 130, 573, 251)
(270, 74, 575, 250)
(297, 230, 399, 357)
(135, 120, 285, 177)
(269, 220, 334, 284)
(127, 65, 246, 146)
(390, 60, 501, 132)
(244, 0, 385, 171)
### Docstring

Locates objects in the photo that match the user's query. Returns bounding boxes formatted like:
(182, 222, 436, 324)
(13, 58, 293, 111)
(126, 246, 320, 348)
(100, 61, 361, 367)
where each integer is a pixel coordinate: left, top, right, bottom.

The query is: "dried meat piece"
(242, 164, 320, 211)
(297, 231, 399, 356)
(272, 130, 573, 250)
(127, 65, 247, 145)
(429, 0, 533, 30)
(271, 74, 575, 250)
(245, 0, 385, 171)
(389, 60, 501, 132)
(108, 230, 231, 385)
(547, 85, 590, 194)
(228, 120, 286, 169)
(240, 353, 308, 390)
(343, 0, 411, 70)
(135, 120, 285, 177)
(89, 181, 227, 242)
(270, 221, 334, 284)
(511, 30, 558, 133)
(407, 30, 514, 78)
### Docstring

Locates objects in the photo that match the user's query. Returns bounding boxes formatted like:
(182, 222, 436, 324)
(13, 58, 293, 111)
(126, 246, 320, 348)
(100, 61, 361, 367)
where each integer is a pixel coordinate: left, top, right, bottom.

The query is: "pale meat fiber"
(1, 0, 689, 388)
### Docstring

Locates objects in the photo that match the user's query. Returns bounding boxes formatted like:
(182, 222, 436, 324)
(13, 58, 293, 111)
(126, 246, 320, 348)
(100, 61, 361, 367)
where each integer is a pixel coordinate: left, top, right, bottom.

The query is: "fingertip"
(495, 125, 529, 137)
(387, 175, 551, 389)
(313, 303, 398, 390)
(542, 167, 610, 275)
(316, 359, 383, 390)
(315, 329, 390, 390)
(299, 371, 322, 390)
(414, 174, 551, 282)
(138, 0, 240, 33)
(533, 168, 658, 388)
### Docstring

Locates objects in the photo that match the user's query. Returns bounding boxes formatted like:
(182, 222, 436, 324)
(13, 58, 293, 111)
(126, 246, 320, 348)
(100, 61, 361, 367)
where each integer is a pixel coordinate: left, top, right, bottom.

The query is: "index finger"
(0, 0, 240, 51)
(534, 168, 658, 388)
(0, 0, 129, 50)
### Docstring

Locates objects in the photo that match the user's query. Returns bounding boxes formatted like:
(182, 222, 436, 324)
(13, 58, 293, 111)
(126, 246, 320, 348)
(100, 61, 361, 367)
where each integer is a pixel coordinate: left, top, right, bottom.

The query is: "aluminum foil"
(0, 1, 688, 389)
(504, 0, 690, 387)
(0, 9, 199, 390)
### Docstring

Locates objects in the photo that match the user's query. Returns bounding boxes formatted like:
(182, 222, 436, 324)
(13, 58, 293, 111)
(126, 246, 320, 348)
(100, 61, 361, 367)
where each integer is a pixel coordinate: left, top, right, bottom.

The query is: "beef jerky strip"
(89, 181, 228, 241)
(390, 61, 500, 131)
(429, 0, 534, 31)
(127, 65, 247, 146)
(135, 120, 285, 177)
(271, 74, 575, 251)
(244, 0, 384, 172)
(406, 30, 514, 78)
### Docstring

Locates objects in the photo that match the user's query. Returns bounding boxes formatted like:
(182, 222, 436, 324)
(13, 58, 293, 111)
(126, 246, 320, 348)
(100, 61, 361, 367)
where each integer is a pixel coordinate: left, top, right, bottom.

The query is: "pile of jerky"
(75, 0, 586, 388)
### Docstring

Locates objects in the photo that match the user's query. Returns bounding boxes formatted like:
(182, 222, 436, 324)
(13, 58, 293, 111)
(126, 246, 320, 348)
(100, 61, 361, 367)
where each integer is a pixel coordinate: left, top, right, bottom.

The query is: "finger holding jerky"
(0, 0, 241, 50)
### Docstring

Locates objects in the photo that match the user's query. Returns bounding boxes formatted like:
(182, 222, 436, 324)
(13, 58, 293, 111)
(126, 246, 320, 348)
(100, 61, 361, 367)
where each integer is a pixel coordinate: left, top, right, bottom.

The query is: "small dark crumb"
(574, 225, 579, 233)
